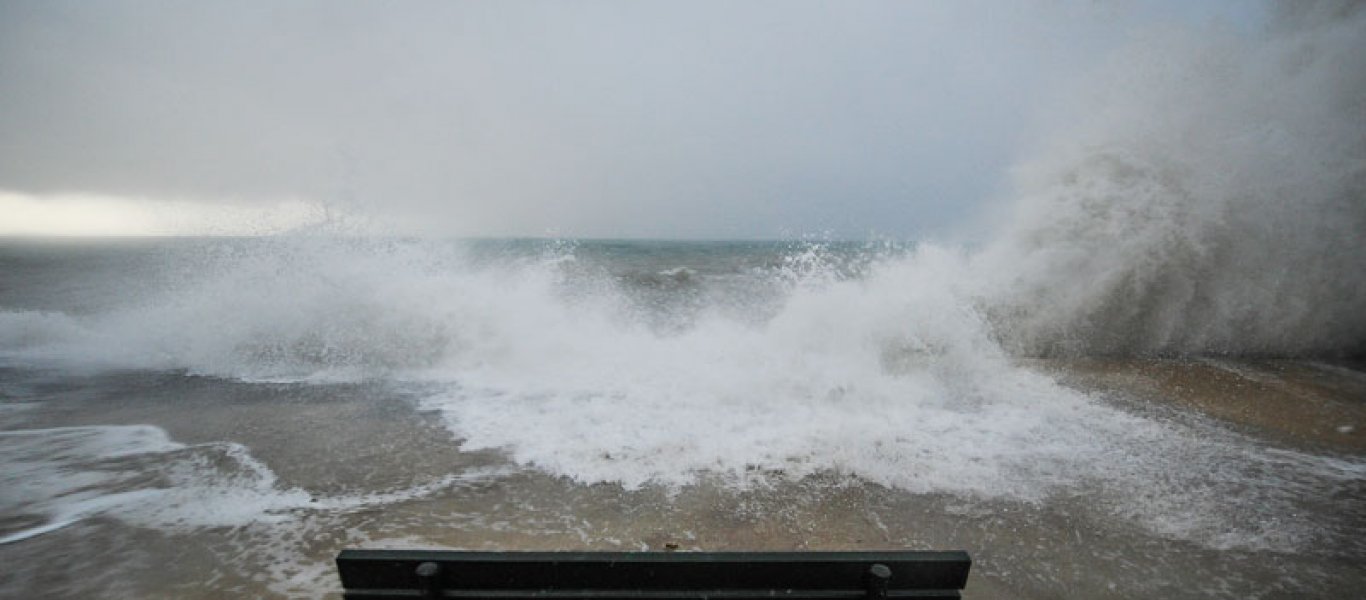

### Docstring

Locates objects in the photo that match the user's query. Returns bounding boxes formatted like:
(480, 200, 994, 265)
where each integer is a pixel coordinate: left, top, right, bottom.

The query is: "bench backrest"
(335, 550, 971, 599)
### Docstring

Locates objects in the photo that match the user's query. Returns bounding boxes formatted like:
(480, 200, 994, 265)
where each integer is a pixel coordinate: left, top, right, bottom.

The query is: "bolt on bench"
(335, 550, 972, 599)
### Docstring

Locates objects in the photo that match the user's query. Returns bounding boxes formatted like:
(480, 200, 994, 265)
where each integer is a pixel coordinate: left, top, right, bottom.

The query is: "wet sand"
(1, 359, 1363, 599)
(1034, 358, 1366, 452)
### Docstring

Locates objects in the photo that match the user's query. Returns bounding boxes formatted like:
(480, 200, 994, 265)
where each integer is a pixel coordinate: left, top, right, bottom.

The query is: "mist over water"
(978, 1, 1366, 356)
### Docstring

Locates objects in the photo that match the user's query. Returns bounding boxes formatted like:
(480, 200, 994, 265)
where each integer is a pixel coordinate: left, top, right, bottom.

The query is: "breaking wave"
(0, 4, 1359, 378)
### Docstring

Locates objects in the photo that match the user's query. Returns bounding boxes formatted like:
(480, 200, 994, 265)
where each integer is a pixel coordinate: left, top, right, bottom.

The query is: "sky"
(0, 0, 1268, 239)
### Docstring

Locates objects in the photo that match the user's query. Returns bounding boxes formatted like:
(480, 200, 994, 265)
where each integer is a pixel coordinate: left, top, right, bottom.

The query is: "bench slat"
(342, 592, 965, 600)
(337, 550, 970, 600)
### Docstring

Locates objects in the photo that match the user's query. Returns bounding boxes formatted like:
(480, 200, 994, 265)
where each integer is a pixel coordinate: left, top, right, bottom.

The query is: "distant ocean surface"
(1, 236, 1363, 599)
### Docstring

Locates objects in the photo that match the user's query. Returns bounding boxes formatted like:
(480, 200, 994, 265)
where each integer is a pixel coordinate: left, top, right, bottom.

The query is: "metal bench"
(335, 549, 972, 599)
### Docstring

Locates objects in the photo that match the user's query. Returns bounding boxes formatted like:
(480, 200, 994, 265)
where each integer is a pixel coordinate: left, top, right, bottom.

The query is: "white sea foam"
(0, 425, 302, 543)
(0, 424, 506, 546)
(413, 245, 1120, 497)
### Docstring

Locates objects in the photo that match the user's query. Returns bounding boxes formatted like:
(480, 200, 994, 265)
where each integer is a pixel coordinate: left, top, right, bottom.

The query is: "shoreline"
(1, 358, 1363, 599)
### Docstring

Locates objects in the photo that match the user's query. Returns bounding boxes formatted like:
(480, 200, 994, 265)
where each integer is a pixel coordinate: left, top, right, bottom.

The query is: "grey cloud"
(0, 1, 1263, 239)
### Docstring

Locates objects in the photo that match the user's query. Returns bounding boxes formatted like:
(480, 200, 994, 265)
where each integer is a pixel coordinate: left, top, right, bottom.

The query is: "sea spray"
(976, 1, 1366, 356)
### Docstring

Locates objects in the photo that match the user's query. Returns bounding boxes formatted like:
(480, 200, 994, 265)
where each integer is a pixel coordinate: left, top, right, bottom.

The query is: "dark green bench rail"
(335, 550, 972, 599)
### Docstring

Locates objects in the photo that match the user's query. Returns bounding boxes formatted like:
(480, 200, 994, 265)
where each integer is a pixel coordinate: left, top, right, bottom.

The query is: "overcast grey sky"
(0, 0, 1267, 239)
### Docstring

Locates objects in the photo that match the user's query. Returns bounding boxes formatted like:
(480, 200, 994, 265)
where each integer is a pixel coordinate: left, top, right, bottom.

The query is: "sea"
(0, 235, 1363, 598)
